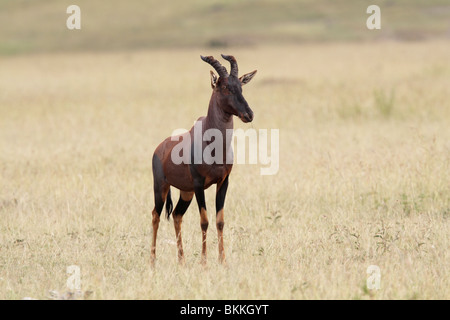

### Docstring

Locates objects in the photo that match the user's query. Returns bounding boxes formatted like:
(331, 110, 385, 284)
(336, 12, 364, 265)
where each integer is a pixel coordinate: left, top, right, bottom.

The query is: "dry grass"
(0, 41, 449, 299)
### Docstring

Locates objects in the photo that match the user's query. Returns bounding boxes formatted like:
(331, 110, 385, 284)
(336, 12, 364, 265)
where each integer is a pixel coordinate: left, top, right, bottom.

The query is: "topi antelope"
(151, 54, 257, 265)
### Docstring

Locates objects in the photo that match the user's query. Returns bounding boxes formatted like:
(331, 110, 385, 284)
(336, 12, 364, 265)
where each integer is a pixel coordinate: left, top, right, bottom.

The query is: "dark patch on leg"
(193, 176, 207, 212)
(173, 195, 193, 217)
(216, 175, 229, 213)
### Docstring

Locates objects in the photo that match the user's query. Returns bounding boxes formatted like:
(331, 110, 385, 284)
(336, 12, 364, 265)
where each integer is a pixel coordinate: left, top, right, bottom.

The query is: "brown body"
(154, 115, 233, 192)
(150, 55, 257, 266)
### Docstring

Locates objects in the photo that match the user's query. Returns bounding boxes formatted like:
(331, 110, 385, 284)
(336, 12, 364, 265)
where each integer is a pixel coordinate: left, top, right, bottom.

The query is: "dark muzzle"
(240, 110, 254, 123)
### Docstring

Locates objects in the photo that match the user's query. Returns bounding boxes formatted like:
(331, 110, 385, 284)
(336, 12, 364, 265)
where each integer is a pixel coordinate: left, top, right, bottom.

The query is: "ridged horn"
(221, 54, 238, 77)
(200, 55, 229, 78)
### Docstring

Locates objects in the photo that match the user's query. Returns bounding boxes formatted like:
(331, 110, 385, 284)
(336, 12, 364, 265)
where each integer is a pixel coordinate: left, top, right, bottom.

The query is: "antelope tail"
(165, 188, 173, 220)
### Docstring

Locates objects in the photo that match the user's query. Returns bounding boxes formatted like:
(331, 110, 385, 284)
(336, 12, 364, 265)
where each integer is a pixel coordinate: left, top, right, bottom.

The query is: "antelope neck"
(205, 93, 233, 133)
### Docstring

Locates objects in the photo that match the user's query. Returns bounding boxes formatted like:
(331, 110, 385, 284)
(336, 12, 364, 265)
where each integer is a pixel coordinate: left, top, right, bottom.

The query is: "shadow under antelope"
(151, 54, 257, 265)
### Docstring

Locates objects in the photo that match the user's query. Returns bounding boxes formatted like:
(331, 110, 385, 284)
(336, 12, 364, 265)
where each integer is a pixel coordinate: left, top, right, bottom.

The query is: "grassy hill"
(1, 0, 449, 55)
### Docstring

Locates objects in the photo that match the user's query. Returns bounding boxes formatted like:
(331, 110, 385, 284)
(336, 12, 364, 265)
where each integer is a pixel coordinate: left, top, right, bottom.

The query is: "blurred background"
(1, 0, 449, 55)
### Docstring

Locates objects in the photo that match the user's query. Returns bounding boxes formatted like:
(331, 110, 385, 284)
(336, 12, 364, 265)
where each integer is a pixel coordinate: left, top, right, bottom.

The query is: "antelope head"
(201, 54, 257, 123)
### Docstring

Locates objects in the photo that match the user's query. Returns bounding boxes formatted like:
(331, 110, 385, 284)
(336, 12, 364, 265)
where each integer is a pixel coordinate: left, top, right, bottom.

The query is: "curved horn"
(200, 55, 228, 78)
(221, 54, 238, 77)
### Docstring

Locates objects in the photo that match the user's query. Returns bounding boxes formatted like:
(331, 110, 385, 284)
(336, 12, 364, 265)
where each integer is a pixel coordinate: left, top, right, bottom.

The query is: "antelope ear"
(239, 70, 257, 85)
(210, 70, 218, 89)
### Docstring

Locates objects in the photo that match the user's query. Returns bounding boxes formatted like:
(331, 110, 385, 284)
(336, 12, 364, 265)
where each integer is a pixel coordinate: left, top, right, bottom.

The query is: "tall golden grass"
(0, 41, 449, 299)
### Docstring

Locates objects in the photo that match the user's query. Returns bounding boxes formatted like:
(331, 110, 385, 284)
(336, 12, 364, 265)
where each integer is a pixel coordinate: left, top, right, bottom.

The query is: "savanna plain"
(0, 41, 449, 299)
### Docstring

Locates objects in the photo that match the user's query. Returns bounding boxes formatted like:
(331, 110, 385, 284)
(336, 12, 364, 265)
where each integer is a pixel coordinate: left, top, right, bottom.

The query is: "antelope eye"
(221, 85, 227, 90)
